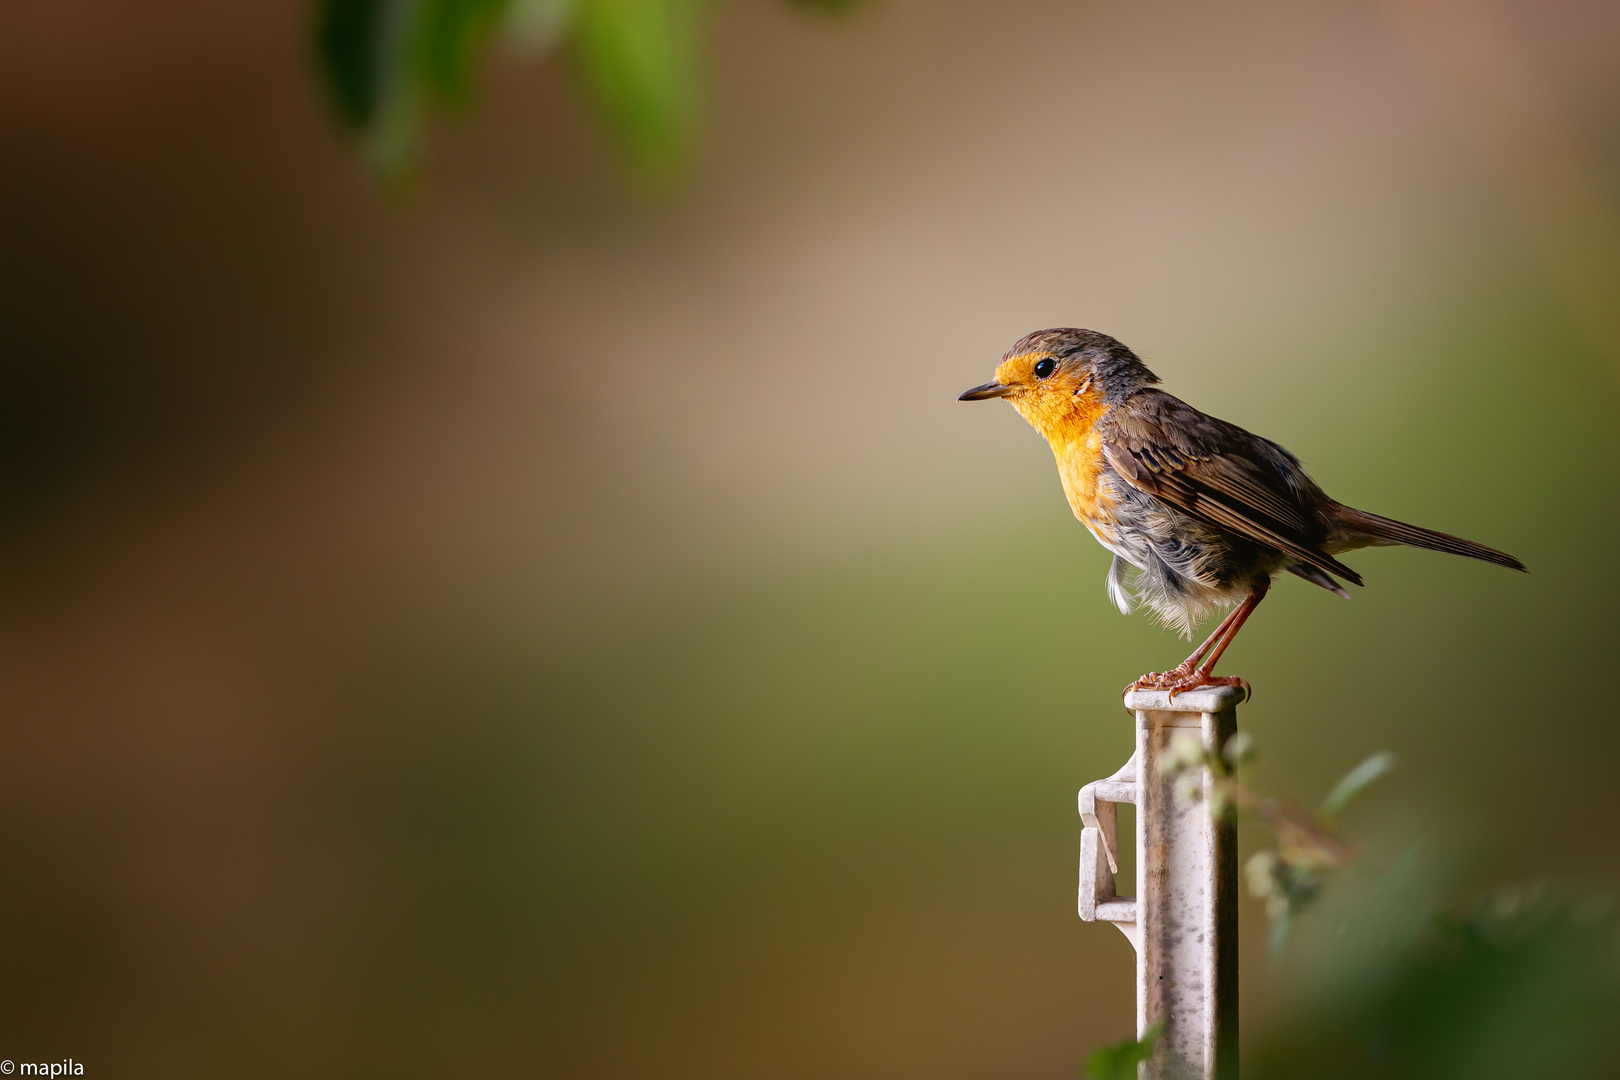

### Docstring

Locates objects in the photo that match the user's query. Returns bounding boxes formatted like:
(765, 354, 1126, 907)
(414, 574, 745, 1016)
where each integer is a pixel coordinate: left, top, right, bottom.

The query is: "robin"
(959, 328, 1525, 698)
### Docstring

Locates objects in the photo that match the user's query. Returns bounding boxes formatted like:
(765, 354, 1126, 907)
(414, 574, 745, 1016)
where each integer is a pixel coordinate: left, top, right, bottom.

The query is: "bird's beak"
(958, 381, 1013, 401)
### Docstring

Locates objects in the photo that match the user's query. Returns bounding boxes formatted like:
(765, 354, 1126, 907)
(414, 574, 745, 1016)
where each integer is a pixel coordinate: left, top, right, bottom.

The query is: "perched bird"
(959, 329, 1525, 697)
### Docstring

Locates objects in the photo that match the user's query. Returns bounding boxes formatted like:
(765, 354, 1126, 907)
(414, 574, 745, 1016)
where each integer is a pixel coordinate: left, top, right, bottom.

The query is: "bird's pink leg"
(1124, 604, 1243, 692)
(1125, 582, 1269, 700)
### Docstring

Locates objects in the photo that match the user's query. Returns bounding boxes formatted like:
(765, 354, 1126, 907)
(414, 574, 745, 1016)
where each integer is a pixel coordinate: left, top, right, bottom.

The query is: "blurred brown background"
(1, 0, 1618, 1076)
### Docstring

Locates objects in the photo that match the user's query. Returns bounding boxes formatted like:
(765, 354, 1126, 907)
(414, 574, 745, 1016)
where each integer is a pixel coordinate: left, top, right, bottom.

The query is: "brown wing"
(1099, 391, 1364, 587)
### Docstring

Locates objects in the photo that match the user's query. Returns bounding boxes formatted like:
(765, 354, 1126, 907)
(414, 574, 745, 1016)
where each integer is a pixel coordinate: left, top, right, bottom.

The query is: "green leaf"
(570, 0, 701, 165)
(314, 0, 513, 175)
(1320, 750, 1395, 818)
(1084, 1024, 1160, 1080)
(316, 0, 392, 127)
(417, 0, 514, 104)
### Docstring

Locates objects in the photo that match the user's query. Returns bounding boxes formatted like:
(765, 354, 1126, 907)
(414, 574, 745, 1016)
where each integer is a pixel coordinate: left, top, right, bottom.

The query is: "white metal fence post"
(1078, 685, 1242, 1080)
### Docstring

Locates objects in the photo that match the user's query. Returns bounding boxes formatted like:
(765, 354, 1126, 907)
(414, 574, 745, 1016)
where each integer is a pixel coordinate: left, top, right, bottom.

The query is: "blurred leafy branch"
(1146, 737, 1620, 1078)
(1159, 731, 1395, 955)
(314, 0, 860, 175)
(1252, 884, 1620, 1080)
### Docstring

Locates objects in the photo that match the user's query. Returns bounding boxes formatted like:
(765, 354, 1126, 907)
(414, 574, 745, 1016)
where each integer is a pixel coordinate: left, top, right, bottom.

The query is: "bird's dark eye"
(1034, 358, 1057, 379)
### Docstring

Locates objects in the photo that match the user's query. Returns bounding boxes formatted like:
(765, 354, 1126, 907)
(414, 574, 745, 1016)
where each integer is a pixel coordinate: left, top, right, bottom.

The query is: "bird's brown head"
(959, 328, 1159, 442)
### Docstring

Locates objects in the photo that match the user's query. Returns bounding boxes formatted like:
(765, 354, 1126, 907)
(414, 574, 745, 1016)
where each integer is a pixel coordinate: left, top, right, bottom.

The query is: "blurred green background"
(1, 0, 1618, 1076)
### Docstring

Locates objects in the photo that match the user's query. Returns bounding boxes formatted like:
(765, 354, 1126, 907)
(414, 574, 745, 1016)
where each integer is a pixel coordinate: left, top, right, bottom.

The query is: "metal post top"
(1122, 686, 1245, 714)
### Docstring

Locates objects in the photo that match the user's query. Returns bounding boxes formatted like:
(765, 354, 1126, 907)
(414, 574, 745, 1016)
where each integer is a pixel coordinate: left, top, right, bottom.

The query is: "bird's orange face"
(959, 350, 1105, 446)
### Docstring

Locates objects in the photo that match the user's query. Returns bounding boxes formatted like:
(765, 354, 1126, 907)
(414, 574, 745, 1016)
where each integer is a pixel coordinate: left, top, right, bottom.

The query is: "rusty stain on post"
(1078, 686, 1241, 1080)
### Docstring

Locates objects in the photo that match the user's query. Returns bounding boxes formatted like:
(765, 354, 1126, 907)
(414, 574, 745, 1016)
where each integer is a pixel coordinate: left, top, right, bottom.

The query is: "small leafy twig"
(1156, 732, 1395, 955)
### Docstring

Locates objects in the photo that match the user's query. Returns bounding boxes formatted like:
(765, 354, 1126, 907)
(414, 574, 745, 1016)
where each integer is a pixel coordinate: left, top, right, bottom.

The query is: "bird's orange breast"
(1036, 390, 1114, 537)
(1055, 428, 1119, 540)
(1013, 383, 1118, 540)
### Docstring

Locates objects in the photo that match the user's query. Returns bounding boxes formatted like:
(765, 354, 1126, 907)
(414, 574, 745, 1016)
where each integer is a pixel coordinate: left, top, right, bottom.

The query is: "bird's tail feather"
(1336, 507, 1526, 572)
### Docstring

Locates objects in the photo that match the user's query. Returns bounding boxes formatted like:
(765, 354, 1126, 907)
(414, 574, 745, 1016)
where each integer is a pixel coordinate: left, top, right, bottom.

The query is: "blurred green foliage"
(1134, 742, 1620, 1077)
(314, 0, 855, 172)
(1251, 884, 1620, 1080)
(1084, 1023, 1159, 1080)
(1235, 751, 1619, 1077)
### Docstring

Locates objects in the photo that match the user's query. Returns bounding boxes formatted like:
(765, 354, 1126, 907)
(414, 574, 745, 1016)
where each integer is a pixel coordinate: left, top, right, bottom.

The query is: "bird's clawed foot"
(1124, 665, 1251, 703)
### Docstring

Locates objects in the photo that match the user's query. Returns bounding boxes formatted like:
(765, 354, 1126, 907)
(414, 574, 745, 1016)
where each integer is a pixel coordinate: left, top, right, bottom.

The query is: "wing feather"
(1100, 392, 1365, 588)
